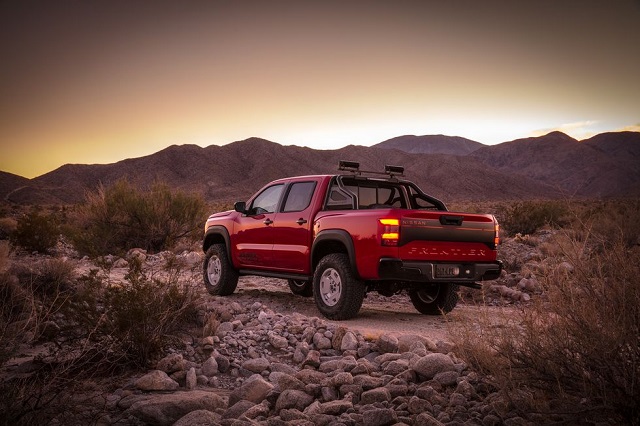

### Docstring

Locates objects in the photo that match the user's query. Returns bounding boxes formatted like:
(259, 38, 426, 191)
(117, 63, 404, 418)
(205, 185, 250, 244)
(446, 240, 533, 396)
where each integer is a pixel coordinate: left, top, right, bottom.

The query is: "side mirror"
(234, 201, 247, 213)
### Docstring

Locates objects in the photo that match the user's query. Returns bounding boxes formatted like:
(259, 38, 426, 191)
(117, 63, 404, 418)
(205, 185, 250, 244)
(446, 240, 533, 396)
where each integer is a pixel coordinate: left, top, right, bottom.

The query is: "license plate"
(435, 264, 460, 278)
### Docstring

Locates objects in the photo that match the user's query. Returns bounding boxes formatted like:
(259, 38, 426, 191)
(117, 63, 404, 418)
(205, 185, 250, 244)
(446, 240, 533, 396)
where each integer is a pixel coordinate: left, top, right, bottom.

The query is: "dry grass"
(450, 201, 640, 424)
(0, 251, 200, 425)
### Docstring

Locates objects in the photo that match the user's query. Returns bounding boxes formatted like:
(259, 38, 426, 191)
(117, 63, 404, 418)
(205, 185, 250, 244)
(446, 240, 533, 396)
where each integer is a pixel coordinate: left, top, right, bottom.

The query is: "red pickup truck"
(203, 161, 502, 320)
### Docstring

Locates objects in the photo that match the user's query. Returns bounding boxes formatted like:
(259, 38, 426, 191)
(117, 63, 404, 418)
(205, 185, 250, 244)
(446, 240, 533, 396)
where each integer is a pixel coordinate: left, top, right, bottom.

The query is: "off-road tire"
(313, 253, 365, 320)
(409, 283, 459, 315)
(203, 244, 239, 296)
(288, 279, 313, 297)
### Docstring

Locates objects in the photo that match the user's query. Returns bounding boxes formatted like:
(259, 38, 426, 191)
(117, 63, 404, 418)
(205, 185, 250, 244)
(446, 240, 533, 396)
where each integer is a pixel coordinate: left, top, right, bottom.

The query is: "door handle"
(263, 218, 273, 225)
(296, 218, 308, 225)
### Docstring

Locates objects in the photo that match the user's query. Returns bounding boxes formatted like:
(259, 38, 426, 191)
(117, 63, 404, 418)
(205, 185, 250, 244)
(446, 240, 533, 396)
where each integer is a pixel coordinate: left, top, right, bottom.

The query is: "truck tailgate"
(399, 211, 498, 261)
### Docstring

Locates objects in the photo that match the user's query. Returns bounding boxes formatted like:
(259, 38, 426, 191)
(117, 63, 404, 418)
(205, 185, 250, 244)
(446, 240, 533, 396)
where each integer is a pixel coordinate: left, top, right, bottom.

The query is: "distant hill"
(373, 135, 483, 155)
(1, 131, 638, 206)
(470, 131, 640, 197)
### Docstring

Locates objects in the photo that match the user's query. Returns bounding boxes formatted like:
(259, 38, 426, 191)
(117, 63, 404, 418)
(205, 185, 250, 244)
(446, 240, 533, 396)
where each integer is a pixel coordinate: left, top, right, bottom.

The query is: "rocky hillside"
(373, 135, 483, 155)
(1, 131, 638, 205)
(470, 131, 640, 197)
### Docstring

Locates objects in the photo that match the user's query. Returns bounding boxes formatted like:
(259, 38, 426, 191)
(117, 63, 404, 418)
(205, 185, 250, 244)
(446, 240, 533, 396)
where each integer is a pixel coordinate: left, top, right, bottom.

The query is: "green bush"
(68, 179, 206, 256)
(10, 209, 60, 253)
(500, 200, 569, 236)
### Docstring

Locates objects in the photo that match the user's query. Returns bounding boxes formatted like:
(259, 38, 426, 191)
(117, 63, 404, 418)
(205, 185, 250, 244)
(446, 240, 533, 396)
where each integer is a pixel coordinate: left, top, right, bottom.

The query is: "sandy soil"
(223, 276, 491, 342)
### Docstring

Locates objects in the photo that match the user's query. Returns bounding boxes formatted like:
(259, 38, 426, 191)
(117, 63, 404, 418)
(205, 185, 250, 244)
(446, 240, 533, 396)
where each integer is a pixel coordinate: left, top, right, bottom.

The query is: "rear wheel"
(313, 253, 365, 320)
(409, 283, 458, 315)
(288, 279, 313, 297)
(203, 244, 239, 296)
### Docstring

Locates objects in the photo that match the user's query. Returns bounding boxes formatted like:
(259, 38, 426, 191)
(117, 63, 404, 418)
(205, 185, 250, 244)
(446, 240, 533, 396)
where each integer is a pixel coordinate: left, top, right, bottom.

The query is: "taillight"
(494, 222, 500, 247)
(380, 218, 400, 246)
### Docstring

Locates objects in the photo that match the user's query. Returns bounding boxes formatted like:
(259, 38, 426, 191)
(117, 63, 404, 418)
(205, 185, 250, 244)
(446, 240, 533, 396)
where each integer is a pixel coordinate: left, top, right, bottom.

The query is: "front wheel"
(288, 279, 313, 297)
(313, 253, 365, 320)
(409, 283, 459, 315)
(203, 244, 239, 296)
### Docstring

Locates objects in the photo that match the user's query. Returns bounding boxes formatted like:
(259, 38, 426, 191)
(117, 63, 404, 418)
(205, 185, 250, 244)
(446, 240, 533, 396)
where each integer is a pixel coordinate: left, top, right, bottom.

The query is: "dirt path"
(220, 276, 483, 342)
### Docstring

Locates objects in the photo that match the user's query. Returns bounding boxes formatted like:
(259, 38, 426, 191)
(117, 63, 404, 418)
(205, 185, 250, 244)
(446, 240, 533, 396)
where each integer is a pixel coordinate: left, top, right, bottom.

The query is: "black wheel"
(409, 283, 459, 315)
(313, 253, 365, 320)
(288, 279, 313, 297)
(203, 244, 239, 296)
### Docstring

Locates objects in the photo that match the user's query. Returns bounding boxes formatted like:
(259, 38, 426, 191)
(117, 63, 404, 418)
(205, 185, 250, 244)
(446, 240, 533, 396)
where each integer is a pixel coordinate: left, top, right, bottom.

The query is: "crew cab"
(203, 161, 502, 320)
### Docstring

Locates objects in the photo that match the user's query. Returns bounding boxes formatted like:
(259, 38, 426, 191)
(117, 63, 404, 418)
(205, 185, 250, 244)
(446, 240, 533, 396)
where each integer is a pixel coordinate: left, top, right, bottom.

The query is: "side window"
(250, 184, 284, 214)
(325, 185, 354, 210)
(282, 181, 317, 212)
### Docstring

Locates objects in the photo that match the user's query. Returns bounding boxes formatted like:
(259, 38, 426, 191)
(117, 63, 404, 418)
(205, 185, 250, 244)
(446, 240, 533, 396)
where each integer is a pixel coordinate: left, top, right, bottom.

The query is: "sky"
(1, 1, 639, 178)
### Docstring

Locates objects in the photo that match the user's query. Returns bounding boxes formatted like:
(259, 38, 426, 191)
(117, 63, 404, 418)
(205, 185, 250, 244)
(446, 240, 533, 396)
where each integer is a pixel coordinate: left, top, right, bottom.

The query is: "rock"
(415, 411, 446, 426)
(377, 334, 399, 353)
(173, 409, 221, 426)
(280, 408, 309, 422)
(268, 332, 289, 349)
(135, 370, 179, 391)
(157, 353, 186, 374)
(411, 353, 456, 380)
(362, 407, 398, 426)
(242, 357, 270, 373)
(216, 321, 234, 337)
(383, 359, 409, 376)
(330, 372, 354, 387)
(214, 354, 231, 373)
(360, 387, 392, 404)
(275, 389, 314, 413)
(408, 395, 433, 414)
(302, 350, 321, 368)
(201, 356, 219, 376)
(331, 326, 348, 350)
(125, 391, 224, 426)
(269, 371, 306, 392)
(397, 334, 429, 353)
(222, 399, 256, 419)
(318, 398, 353, 415)
(318, 356, 357, 373)
(126, 248, 147, 263)
(228, 374, 274, 406)
(113, 258, 128, 268)
(433, 370, 459, 387)
(455, 379, 477, 400)
(340, 331, 359, 351)
(295, 369, 326, 385)
(186, 367, 197, 390)
(182, 251, 201, 266)
(312, 332, 332, 350)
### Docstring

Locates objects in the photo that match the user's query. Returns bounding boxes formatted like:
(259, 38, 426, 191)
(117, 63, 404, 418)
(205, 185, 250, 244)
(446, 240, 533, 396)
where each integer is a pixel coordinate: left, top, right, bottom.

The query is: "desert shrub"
(451, 227, 640, 424)
(10, 209, 60, 253)
(0, 217, 17, 240)
(0, 240, 9, 272)
(577, 198, 640, 248)
(66, 258, 199, 370)
(500, 200, 569, 236)
(0, 256, 200, 424)
(68, 179, 206, 256)
(10, 258, 76, 300)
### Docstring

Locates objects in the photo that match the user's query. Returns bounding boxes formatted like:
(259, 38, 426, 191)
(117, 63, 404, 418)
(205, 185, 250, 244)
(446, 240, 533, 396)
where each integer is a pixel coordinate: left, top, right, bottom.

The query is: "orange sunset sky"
(1, 0, 639, 178)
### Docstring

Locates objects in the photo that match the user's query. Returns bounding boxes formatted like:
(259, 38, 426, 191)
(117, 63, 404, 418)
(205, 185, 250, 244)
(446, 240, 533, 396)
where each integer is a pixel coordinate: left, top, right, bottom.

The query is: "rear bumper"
(378, 258, 503, 283)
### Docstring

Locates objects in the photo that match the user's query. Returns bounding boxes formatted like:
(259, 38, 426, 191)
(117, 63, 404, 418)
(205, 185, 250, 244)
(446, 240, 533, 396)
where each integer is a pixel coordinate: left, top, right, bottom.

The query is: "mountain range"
(1, 131, 639, 206)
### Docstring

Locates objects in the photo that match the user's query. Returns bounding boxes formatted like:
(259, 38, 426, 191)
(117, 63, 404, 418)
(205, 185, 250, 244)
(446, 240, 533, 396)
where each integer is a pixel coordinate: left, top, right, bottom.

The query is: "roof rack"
(338, 160, 405, 178)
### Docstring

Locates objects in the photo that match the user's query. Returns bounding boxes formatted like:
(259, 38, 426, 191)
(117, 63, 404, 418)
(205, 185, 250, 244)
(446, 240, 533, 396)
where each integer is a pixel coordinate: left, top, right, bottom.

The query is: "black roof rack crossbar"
(338, 160, 405, 178)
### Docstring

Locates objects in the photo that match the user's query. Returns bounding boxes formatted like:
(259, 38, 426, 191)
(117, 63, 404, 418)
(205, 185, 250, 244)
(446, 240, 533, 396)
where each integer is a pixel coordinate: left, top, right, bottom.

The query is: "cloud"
(529, 121, 600, 140)
(618, 124, 640, 133)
